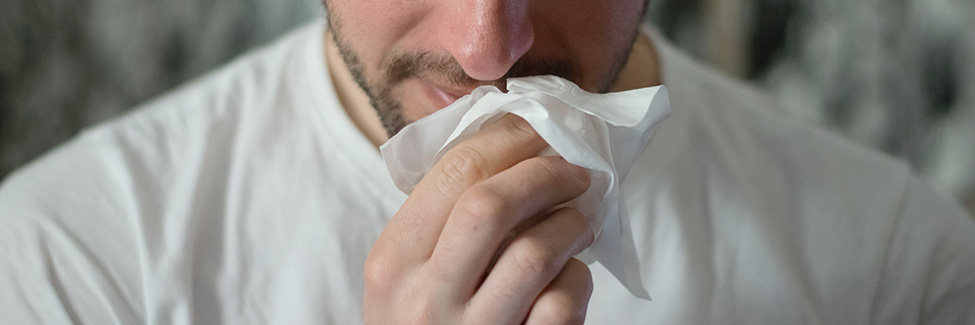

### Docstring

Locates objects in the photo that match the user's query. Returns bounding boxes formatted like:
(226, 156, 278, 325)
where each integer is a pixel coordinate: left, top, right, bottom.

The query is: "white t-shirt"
(2, 20, 973, 324)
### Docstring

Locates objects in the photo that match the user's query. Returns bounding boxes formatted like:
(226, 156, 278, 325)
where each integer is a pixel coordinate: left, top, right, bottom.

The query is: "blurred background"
(1, 0, 973, 215)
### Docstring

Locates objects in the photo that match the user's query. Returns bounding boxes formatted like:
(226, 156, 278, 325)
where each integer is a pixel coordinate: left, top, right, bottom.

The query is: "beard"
(325, 13, 641, 138)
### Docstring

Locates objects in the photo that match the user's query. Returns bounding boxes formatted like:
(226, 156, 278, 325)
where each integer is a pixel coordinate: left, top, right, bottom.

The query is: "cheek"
(589, 1, 644, 57)
(546, 0, 644, 89)
(329, 0, 427, 76)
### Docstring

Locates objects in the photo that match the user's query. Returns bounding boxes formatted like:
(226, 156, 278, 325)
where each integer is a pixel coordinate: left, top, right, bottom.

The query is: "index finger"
(374, 114, 549, 265)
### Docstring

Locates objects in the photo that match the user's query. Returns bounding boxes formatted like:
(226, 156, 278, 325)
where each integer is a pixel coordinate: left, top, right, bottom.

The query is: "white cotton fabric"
(381, 76, 670, 299)
(1, 19, 974, 324)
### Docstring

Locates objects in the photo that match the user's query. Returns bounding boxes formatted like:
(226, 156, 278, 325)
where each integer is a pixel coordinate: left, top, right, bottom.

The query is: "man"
(1, 0, 973, 324)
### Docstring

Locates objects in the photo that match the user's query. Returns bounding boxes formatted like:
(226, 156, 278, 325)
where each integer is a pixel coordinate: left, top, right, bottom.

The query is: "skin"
(322, 0, 662, 323)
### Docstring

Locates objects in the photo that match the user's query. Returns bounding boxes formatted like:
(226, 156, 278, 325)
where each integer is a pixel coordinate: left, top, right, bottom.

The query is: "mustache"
(382, 51, 578, 91)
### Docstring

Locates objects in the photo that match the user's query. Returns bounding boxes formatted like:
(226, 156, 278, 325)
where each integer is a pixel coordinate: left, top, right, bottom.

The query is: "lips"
(420, 80, 467, 109)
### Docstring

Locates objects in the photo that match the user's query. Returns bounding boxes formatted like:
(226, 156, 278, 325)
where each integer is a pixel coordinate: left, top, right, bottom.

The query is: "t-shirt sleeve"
(0, 134, 145, 324)
(870, 173, 975, 324)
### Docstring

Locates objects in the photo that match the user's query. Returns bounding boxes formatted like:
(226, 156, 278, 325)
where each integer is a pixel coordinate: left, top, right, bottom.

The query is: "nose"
(438, 0, 535, 81)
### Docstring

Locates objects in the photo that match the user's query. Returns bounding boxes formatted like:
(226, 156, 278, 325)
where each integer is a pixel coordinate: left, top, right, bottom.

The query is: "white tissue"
(380, 75, 670, 299)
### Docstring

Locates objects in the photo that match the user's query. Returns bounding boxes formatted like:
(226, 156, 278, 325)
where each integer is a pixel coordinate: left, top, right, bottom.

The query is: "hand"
(364, 114, 595, 324)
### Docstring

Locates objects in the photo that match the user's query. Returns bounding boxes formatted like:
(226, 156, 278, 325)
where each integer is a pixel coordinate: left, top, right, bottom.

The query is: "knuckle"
(509, 236, 562, 276)
(455, 187, 509, 229)
(363, 252, 399, 293)
(499, 114, 538, 139)
(438, 146, 490, 187)
(531, 157, 563, 182)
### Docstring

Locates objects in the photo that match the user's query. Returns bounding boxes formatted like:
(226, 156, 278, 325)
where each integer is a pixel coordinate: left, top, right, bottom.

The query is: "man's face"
(325, 0, 648, 136)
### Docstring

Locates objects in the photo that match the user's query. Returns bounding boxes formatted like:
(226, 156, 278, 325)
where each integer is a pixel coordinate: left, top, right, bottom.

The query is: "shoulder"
(0, 19, 330, 214)
(0, 127, 146, 323)
(110, 20, 327, 142)
(629, 28, 974, 322)
(0, 19, 320, 224)
(647, 29, 915, 222)
(0, 20, 331, 322)
(872, 174, 975, 323)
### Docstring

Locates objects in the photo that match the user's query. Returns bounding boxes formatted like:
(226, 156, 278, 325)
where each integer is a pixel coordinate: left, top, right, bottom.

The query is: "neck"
(323, 29, 662, 149)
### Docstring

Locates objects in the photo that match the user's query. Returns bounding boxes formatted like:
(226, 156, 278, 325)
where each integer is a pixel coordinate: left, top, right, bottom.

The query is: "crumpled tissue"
(380, 75, 670, 299)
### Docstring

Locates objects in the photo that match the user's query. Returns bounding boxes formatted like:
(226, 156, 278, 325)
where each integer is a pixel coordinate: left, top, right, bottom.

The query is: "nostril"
(443, 1, 535, 81)
(457, 45, 517, 80)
